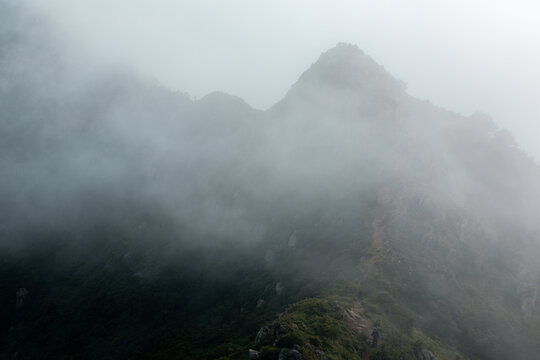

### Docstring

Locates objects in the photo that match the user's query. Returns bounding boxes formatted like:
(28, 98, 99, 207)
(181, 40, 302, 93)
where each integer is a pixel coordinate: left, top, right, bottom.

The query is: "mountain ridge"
(1, 8, 540, 358)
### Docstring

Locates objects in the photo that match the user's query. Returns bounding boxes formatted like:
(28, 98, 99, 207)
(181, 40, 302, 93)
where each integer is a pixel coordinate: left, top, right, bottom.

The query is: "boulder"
(305, 344, 327, 360)
(423, 349, 437, 360)
(255, 326, 272, 346)
(273, 322, 288, 336)
(278, 347, 302, 360)
(416, 349, 437, 360)
(248, 348, 260, 360)
(275, 282, 283, 296)
(288, 232, 297, 248)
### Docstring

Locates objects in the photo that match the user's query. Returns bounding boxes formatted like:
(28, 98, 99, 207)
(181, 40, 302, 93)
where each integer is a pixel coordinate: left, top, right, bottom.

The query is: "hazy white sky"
(32, 0, 540, 158)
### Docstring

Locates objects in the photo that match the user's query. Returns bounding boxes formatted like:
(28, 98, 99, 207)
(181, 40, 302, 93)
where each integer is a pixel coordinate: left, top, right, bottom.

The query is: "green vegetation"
(2, 190, 540, 359)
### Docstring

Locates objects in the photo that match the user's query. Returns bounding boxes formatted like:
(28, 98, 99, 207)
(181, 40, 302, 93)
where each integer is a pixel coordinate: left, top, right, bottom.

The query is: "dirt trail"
(349, 184, 395, 358)
(339, 301, 373, 334)
(338, 301, 380, 359)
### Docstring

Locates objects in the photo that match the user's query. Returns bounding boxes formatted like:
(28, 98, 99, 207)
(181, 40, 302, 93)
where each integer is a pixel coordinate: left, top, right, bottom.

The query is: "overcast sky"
(30, 0, 540, 158)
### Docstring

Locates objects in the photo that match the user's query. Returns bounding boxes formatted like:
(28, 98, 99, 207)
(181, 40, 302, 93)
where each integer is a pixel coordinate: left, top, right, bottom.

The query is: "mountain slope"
(1, 6, 540, 359)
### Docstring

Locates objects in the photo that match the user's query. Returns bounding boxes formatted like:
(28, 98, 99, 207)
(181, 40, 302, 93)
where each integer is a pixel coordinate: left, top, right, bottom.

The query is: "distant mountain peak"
(314, 42, 369, 66)
(290, 43, 405, 98)
(198, 91, 252, 108)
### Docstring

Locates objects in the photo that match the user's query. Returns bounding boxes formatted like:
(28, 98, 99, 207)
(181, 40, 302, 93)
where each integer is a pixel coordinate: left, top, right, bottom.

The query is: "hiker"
(371, 328, 380, 347)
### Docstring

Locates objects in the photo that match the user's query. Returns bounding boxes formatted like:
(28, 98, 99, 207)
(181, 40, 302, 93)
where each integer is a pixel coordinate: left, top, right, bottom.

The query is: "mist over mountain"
(1, 3, 540, 360)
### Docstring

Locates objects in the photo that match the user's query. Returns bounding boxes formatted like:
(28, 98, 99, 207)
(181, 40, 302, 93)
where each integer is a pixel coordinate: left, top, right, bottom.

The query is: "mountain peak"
(319, 42, 367, 61)
(292, 43, 405, 96)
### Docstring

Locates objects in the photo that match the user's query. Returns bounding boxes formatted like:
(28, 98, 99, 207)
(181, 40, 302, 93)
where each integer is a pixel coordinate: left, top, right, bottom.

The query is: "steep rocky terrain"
(1, 4, 540, 359)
